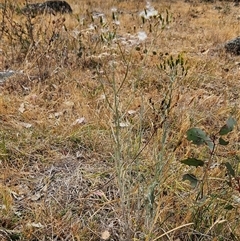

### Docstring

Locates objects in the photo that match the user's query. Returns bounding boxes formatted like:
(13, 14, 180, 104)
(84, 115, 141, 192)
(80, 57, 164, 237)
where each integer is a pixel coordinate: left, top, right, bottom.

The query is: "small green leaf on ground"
(224, 204, 234, 210)
(219, 116, 236, 135)
(182, 173, 198, 188)
(219, 137, 229, 146)
(181, 158, 204, 167)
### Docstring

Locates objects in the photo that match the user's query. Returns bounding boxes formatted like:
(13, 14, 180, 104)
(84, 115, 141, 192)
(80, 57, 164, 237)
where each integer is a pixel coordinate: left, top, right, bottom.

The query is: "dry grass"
(0, 0, 240, 240)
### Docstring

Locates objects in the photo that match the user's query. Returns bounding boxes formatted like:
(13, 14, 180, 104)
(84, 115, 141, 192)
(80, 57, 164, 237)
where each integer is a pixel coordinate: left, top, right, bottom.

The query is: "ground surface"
(0, 0, 240, 240)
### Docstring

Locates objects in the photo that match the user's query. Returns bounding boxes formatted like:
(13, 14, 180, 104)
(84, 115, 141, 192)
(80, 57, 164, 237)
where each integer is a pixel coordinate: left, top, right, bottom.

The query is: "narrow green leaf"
(225, 162, 235, 177)
(166, 9, 169, 24)
(181, 158, 204, 167)
(182, 173, 198, 188)
(224, 204, 234, 210)
(175, 58, 179, 66)
(112, 12, 115, 20)
(219, 137, 229, 146)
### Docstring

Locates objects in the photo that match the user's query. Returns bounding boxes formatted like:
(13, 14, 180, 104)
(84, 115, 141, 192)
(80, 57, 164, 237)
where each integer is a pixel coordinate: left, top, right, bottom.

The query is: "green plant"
(181, 116, 237, 197)
(98, 45, 188, 239)
(181, 116, 239, 239)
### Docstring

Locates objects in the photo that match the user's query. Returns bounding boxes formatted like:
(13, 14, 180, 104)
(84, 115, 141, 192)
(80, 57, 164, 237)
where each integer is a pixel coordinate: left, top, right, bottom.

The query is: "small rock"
(22, 0, 72, 16)
(225, 36, 240, 55)
(0, 70, 16, 83)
